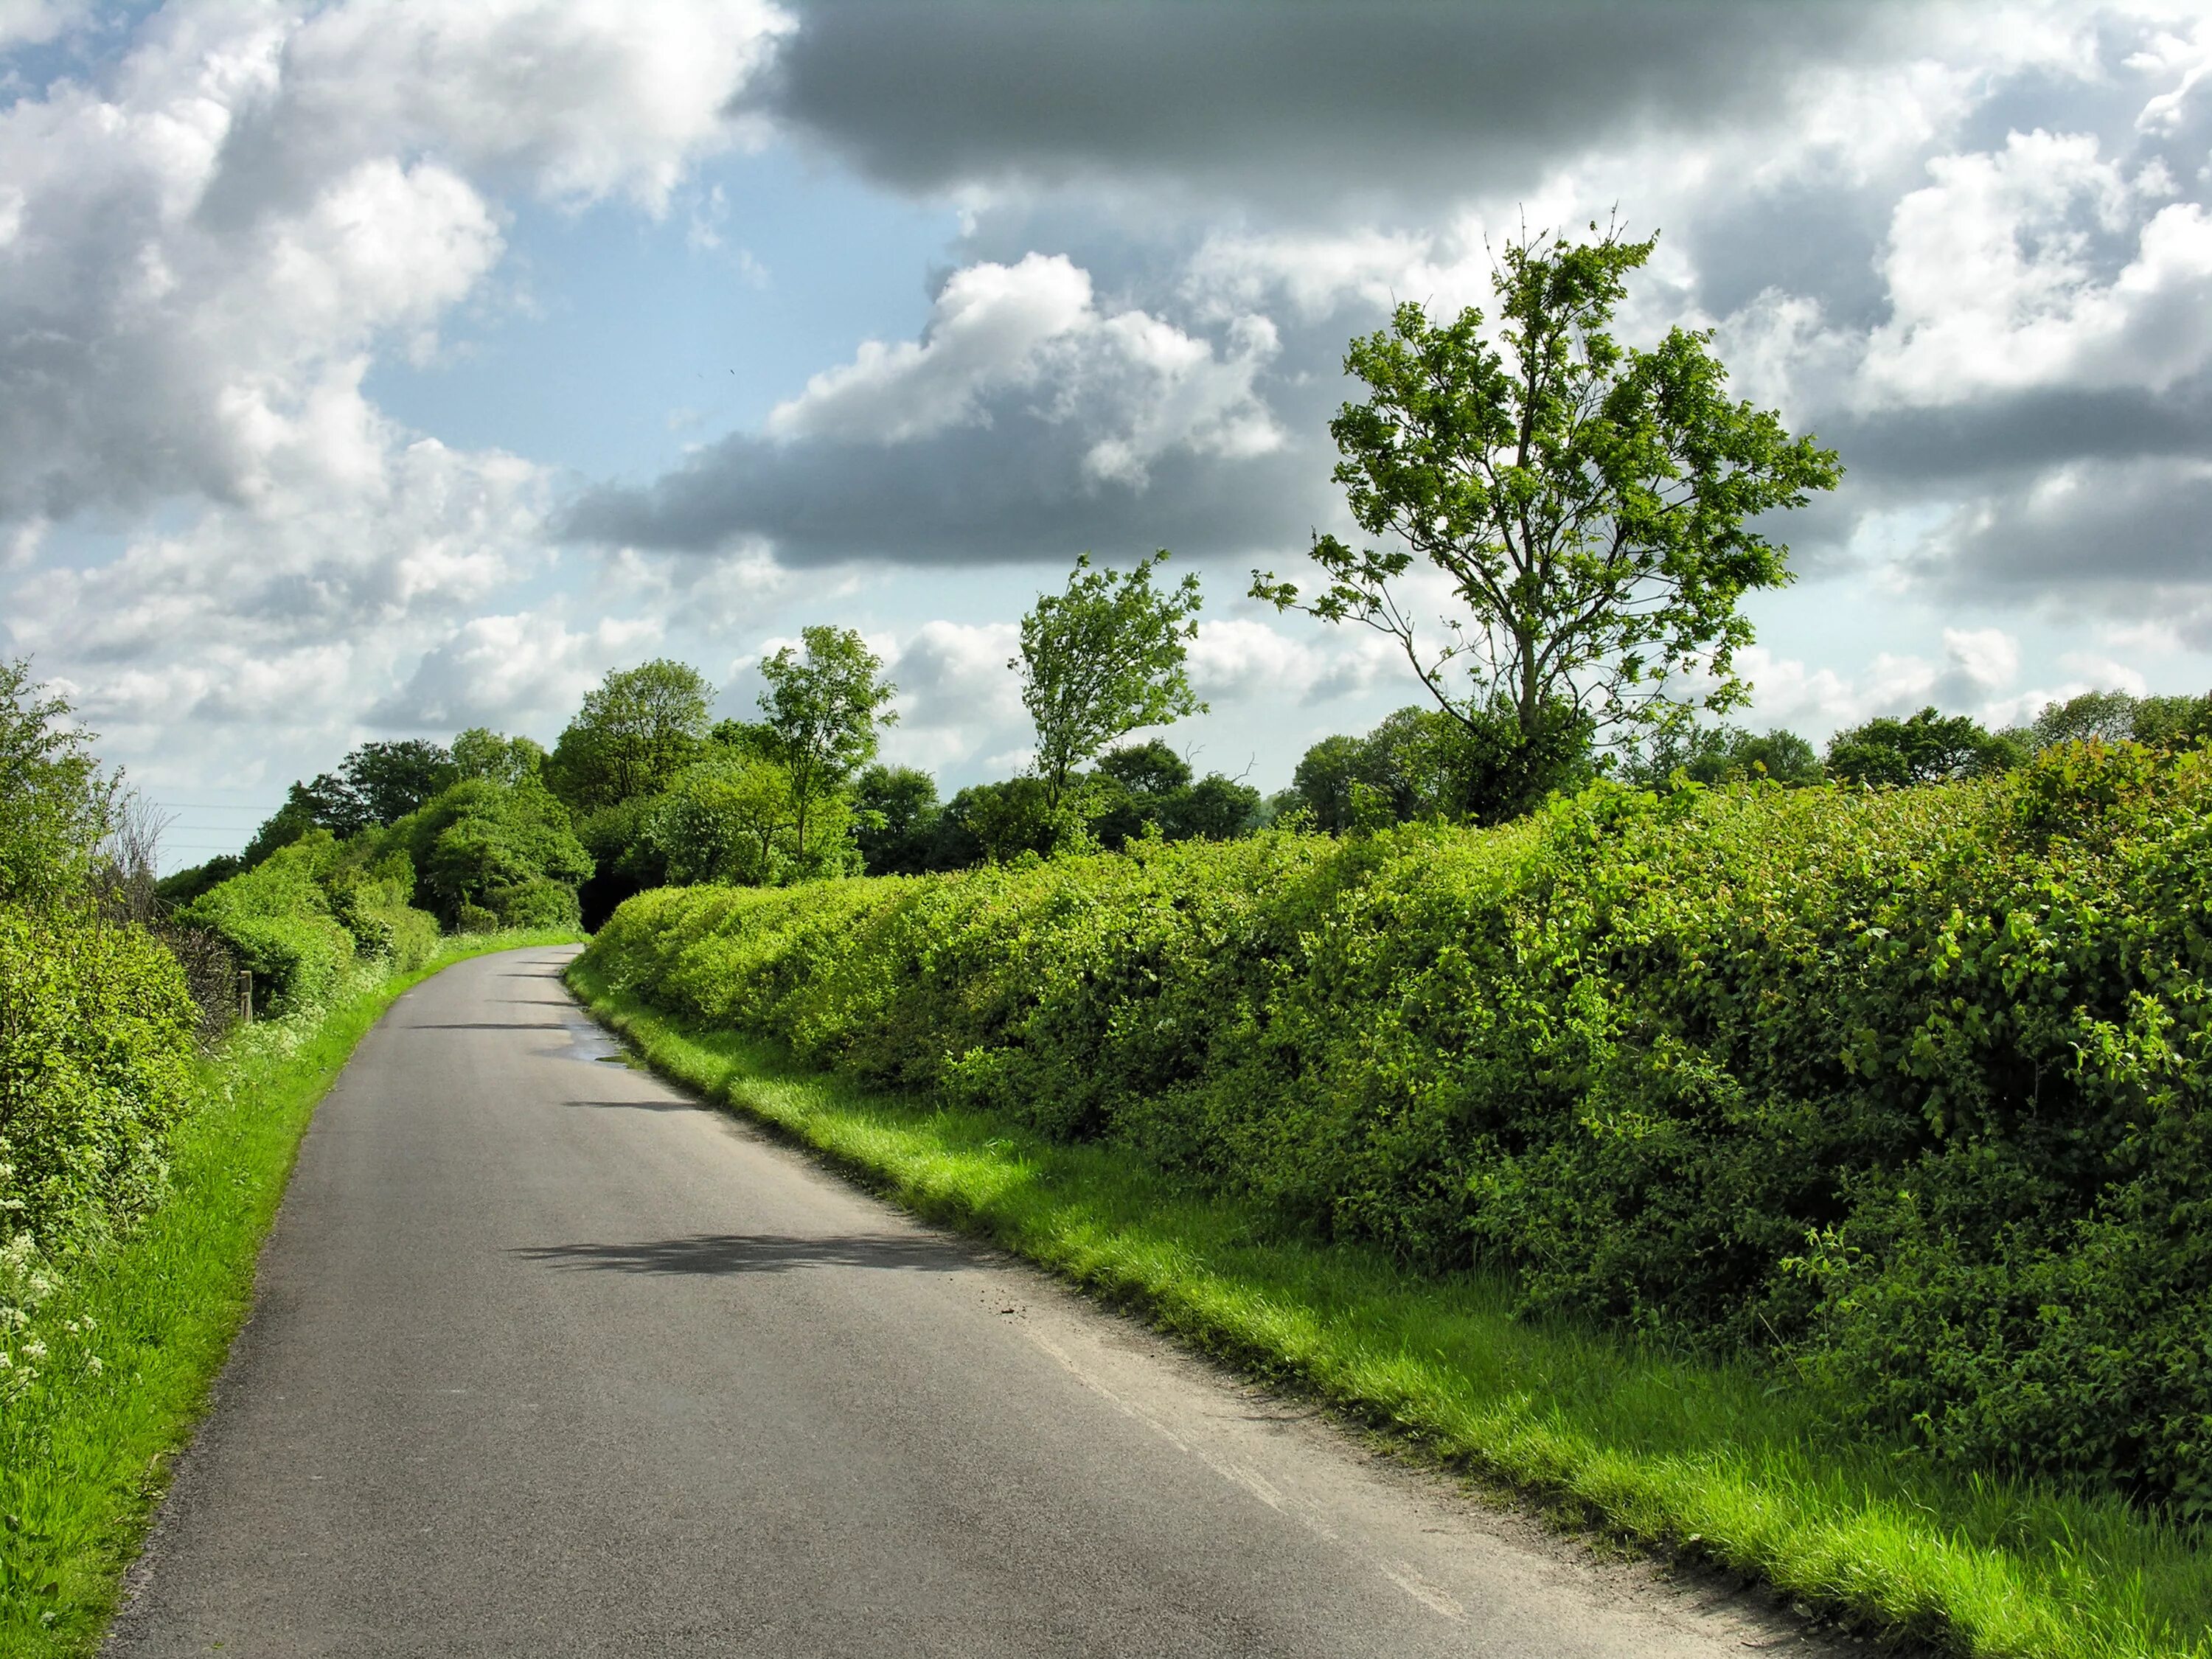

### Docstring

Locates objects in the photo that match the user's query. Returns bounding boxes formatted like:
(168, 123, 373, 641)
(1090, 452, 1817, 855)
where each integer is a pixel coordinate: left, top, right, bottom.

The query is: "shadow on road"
(560, 1096, 698, 1113)
(512, 1232, 978, 1276)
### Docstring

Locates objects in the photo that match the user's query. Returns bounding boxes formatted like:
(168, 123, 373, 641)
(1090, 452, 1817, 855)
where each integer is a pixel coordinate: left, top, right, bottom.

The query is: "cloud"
(1859, 129, 2212, 407)
(372, 610, 663, 731)
(566, 250, 1307, 562)
(0, 0, 785, 786)
(754, 1, 1901, 207)
(0, 1, 785, 524)
(1186, 616, 1404, 707)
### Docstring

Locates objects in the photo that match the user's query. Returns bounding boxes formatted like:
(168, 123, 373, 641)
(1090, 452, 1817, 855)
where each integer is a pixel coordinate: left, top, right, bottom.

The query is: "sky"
(2, 0, 2211, 868)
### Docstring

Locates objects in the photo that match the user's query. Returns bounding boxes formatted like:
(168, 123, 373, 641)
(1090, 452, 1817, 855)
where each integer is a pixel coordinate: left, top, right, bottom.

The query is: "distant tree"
(1157, 773, 1263, 842)
(648, 756, 798, 886)
(398, 776, 591, 926)
(1287, 733, 1368, 833)
(1088, 741, 1261, 847)
(344, 740, 456, 825)
(1095, 739, 1193, 800)
(549, 659, 714, 813)
(942, 778, 1062, 865)
(2030, 689, 2139, 750)
(2133, 692, 2212, 748)
(1018, 552, 1204, 808)
(757, 625, 899, 856)
(1826, 707, 2025, 787)
(451, 728, 546, 788)
(853, 764, 942, 876)
(1286, 703, 1592, 833)
(0, 656, 114, 908)
(1256, 222, 1840, 774)
(1630, 723, 1822, 788)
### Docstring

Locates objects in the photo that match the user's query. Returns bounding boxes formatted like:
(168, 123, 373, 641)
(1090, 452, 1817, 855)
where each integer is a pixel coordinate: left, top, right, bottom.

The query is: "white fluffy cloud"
(1860, 129, 2212, 406)
(768, 251, 1284, 485)
(0, 0, 787, 790)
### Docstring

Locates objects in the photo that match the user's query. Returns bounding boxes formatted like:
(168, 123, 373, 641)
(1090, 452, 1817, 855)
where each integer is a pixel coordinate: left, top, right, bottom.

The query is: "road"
(107, 945, 1840, 1658)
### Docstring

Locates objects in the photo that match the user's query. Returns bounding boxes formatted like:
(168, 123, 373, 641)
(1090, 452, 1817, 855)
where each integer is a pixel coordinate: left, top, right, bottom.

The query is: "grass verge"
(0, 929, 583, 1658)
(567, 955, 2212, 1659)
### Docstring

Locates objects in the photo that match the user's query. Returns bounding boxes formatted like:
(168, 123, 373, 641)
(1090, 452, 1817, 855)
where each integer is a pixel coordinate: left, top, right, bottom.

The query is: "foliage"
(1629, 722, 1823, 788)
(649, 754, 796, 886)
(450, 727, 546, 788)
(942, 776, 1068, 865)
(0, 659, 114, 911)
(394, 776, 591, 928)
(1826, 706, 2026, 786)
(1254, 223, 1840, 760)
(853, 765, 942, 876)
(1287, 703, 1593, 832)
(1091, 742, 1263, 848)
(173, 838, 359, 1015)
(0, 906, 197, 1264)
(2031, 689, 2212, 753)
(547, 658, 714, 813)
(1017, 551, 1205, 806)
(757, 625, 898, 852)
(585, 742, 2212, 1515)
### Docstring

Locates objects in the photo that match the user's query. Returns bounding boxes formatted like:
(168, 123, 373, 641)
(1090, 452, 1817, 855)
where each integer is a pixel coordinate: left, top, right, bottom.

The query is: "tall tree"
(343, 740, 456, 825)
(757, 625, 898, 855)
(1826, 708, 2023, 787)
(451, 728, 547, 788)
(1255, 221, 1841, 762)
(549, 659, 714, 812)
(1016, 552, 1204, 807)
(0, 656, 114, 908)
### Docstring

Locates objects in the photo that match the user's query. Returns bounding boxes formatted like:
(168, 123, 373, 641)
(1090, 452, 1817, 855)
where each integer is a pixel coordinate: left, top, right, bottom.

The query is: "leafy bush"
(0, 905, 197, 1261)
(584, 740, 2212, 1514)
(394, 776, 591, 928)
(174, 840, 359, 1015)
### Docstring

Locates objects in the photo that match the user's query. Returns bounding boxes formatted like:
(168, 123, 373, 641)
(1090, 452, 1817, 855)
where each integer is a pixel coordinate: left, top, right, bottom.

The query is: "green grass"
(567, 956, 2212, 1659)
(0, 929, 582, 1658)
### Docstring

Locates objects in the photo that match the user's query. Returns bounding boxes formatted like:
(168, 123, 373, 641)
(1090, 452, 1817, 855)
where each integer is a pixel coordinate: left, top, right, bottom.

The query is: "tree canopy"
(1825, 707, 2025, 787)
(757, 625, 898, 852)
(549, 659, 714, 813)
(1017, 552, 1204, 807)
(1256, 222, 1841, 762)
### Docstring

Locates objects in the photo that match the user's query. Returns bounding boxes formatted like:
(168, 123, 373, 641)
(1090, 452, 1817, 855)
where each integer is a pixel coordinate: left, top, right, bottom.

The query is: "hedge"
(0, 906, 198, 1263)
(581, 740, 2212, 1516)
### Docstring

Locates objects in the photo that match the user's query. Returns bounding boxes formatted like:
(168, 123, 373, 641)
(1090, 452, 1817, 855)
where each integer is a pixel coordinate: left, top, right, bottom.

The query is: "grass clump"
(0, 930, 580, 1658)
(568, 961, 2212, 1659)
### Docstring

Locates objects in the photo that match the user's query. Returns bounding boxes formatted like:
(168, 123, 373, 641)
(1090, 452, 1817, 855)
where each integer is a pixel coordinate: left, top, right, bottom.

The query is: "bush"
(485, 878, 582, 931)
(584, 741, 2212, 1514)
(0, 905, 198, 1261)
(175, 841, 358, 1015)
(395, 776, 591, 928)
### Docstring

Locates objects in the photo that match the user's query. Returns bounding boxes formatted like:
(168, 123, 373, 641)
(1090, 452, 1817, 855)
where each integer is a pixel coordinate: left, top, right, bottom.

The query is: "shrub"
(584, 741, 2212, 1513)
(395, 776, 591, 928)
(0, 905, 198, 1261)
(175, 841, 358, 1015)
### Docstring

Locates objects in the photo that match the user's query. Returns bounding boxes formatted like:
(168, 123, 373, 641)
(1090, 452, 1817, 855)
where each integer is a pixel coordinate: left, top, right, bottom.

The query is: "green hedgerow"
(582, 740, 2212, 1514)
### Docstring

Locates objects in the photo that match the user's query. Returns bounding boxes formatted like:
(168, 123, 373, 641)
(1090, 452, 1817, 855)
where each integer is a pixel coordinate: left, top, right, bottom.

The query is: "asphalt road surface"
(107, 945, 1843, 1658)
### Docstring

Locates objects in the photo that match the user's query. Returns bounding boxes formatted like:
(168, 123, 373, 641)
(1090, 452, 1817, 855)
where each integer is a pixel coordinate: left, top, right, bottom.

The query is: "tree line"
(151, 220, 2212, 922)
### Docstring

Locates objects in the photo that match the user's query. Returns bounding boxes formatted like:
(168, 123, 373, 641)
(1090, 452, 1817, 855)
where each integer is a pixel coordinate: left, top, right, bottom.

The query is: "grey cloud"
(1933, 457, 2212, 599)
(1825, 380, 2212, 490)
(563, 374, 1343, 568)
(756, 1, 1901, 207)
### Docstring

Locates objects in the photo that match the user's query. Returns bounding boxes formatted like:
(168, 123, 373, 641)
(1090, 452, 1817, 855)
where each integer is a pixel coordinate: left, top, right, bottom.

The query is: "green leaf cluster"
(0, 907, 196, 1265)
(585, 740, 2212, 1514)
